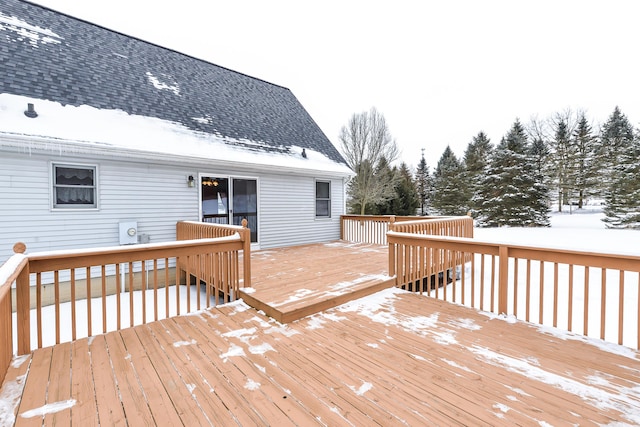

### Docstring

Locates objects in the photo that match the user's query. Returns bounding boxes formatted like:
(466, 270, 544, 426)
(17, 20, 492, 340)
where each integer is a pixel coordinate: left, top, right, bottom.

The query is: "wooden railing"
(340, 215, 469, 245)
(176, 220, 251, 289)
(388, 231, 640, 349)
(0, 222, 251, 371)
(0, 247, 27, 385)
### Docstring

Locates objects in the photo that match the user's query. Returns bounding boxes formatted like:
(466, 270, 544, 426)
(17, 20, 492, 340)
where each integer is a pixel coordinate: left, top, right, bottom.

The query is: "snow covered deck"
(3, 287, 640, 425)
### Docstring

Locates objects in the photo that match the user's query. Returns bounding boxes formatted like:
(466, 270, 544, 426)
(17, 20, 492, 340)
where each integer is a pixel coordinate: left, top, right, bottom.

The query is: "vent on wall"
(118, 220, 138, 245)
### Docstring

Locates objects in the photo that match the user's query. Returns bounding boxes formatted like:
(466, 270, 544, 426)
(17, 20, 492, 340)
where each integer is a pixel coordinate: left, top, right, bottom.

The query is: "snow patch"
(470, 345, 640, 423)
(145, 72, 180, 95)
(242, 287, 256, 294)
(0, 253, 26, 287)
(10, 355, 29, 369)
(442, 359, 474, 373)
(221, 327, 257, 339)
(349, 381, 372, 396)
(244, 379, 261, 391)
(0, 374, 26, 426)
(173, 339, 197, 347)
(366, 343, 379, 349)
(220, 344, 245, 360)
(249, 343, 275, 355)
(0, 12, 63, 47)
(20, 399, 76, 418)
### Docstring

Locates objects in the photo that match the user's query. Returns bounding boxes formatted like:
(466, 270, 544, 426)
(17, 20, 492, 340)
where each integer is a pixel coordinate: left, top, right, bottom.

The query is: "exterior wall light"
(188, 175, 195, 187)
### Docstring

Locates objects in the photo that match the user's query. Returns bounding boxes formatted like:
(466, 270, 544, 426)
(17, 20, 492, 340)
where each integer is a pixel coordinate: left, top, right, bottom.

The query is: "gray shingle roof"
(0, 0, 347, 165)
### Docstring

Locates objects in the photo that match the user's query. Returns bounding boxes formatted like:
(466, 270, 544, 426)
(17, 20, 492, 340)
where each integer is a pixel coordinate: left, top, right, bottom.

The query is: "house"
(0, 0, 353, 262)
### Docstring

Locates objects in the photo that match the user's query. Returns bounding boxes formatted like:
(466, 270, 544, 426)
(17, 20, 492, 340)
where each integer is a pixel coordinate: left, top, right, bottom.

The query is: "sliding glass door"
(201, 176, 258, 243)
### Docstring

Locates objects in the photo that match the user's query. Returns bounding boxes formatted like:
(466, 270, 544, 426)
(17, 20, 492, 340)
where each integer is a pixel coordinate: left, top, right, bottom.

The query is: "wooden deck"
(239, 241, 393, 323)
(3, 242, 640, 425)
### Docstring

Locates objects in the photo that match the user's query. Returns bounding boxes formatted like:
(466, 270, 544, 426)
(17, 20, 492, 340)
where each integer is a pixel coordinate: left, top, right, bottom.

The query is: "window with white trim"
(52, 164, 97, 208)
(315, 180, 331, 218)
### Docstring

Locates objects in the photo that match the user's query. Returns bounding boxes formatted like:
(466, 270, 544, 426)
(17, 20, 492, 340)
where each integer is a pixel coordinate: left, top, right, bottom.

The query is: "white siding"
(259, 173, 344, 248)
(0, 151, 347, 261)
(0, 152, 199, 261)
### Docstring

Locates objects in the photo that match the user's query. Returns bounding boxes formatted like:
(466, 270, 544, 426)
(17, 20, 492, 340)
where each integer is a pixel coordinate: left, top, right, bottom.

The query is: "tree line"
(339, 106, 640, 228)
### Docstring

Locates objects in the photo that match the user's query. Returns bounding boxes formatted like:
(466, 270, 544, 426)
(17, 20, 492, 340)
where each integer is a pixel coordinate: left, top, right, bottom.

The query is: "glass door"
(231, 178, 258, 243)
(201, 177, 229, 224)
(201, 176, 258, 243)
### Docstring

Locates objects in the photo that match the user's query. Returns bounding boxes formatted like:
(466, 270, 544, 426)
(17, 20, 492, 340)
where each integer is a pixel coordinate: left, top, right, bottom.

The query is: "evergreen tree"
(601, 107, 639, 228)
(572, 113, 598, 208)
(596, 106, 635, 180)
(463, 131, 493, 218)
(548, 118, 575, 211)
(392, 162, 420, 215)
(477, 119, 550, 227)
(431, 146, 468, 216)
(415, 149, 431, 215)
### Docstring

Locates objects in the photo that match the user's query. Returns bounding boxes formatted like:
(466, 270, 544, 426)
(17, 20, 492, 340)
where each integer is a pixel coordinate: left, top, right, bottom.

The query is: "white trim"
(1, 132, 353, 179)
(50, 161, 99, 211)
(198, 173, 260, 245)
(315, 179, 331, 219)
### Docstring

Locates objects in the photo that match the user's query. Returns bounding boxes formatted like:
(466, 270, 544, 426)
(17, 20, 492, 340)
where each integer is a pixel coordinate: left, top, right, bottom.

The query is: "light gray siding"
(0, 152, 199, 261)
(0, 151, 347, 261)
(259, 173, 344, 248)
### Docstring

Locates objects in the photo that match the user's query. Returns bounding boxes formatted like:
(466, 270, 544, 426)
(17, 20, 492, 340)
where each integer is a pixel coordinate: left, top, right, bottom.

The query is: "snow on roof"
(0, 11, 63, 46)
(0, 93, 353, 176)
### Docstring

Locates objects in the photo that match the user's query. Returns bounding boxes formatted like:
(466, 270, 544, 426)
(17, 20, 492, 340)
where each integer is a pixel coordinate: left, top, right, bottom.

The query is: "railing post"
(340, 215, 344, 241)
(388, 222, 397, 286)
(498, 245, 509, 315)
(241, 219, 251, 289)
(14, 242, 31, 355)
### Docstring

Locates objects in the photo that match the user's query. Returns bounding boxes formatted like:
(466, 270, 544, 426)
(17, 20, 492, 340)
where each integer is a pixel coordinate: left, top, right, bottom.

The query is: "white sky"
(25, 0, 640, 168)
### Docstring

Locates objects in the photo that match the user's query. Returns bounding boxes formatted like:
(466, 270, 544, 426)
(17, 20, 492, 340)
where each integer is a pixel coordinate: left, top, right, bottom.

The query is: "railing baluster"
(568, 265, 574, 332)
(102, 265, 107, 334)
(553, 263, 559, 328)
(86, 267, 92, 338)
(36, 273, 42, 349)
(55, 270, 60, 345)
(601, 268, 607, 340)
(71, 268, 76, 341)
(619, 270, 624, 345)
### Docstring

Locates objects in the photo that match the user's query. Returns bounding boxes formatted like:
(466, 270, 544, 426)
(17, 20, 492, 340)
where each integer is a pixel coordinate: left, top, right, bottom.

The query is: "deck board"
(5, 242, 640, 425)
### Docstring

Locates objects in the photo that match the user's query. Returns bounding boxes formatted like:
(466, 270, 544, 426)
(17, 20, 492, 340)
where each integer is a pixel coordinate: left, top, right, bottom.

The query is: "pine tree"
(548, 118, 574, 211)
(415, 149, 431, 215)
(477, 119, 550, 227)
(463, 131, 493, 218)
(431, 146, 468, 216)
(392, 162, 420, 215)
(572, 113, 598, 208)
(601, 107, 639, 228)
(596, 106, 635, 183)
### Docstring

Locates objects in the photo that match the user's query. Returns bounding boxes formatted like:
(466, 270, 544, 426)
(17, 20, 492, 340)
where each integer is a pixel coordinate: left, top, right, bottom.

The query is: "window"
(52, 164, 97, 209)
(315, 180, 331, 218)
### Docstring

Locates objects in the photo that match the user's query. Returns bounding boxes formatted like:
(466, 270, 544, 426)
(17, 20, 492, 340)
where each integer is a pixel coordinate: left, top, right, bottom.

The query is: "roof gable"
(0, 0, 348, 166)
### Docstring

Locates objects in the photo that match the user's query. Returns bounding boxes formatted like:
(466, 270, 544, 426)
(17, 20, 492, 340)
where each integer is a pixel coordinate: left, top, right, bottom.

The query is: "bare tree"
(339, 107, 399, 215)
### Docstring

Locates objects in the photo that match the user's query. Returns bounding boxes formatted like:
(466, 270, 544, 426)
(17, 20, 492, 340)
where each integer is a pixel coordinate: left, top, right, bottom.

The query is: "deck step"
(239, 276, 395, 323)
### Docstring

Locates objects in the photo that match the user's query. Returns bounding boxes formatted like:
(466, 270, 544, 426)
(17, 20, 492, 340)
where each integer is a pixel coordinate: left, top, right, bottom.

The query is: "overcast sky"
(28, 0, 640, 169)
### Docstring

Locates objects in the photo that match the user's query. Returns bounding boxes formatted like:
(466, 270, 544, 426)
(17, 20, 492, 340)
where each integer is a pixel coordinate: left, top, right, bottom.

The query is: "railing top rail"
(178, 220, 246, 232)
(0, 253, 28, 295)
(23, 234, 241, 262)
(387, 230, 640, 266)
(391, 216, 471, 227)
(341, 215, 396, 221)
